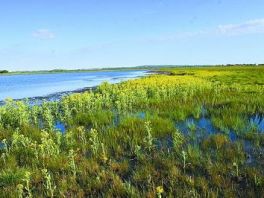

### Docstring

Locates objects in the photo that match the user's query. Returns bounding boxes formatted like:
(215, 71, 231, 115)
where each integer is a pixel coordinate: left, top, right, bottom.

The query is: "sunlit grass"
(0, 65, 264, 196)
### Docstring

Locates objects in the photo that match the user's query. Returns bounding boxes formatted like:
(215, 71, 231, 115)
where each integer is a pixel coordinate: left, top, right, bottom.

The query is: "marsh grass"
(0, 65, 264, 196)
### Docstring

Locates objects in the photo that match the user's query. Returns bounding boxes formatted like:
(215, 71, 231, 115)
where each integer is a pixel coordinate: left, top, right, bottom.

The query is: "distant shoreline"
(0, 67, 149, 76)
(1, 64, 263, 76)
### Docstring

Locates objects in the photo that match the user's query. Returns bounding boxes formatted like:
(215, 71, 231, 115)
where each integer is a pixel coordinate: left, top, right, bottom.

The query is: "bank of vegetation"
(0, 65, 264, 197)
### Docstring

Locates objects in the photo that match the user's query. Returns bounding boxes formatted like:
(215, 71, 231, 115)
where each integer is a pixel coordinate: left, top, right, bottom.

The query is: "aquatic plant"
(22, 171, 32, 198)
(186, 120, 196, 131)
(156, 186, 164, 198)
(89, 128, 100, 156)
(233, 162, 239, 177)
(254, 174, 262, 187)
(42, 103, 55, 130)
(2, 139, 9, 154)
(76, 126, 87, 154)
(134, 144, 142, 158)
(38, 131, 60, 160)
(143, 121, 154, 152)
(182, 150, 187, 173)
(68, 149, 77, 178)
(16, 184, 24, 198)
(42, 169, 56, 197)
(172, 129, 184, 151)
(100, 143, 108, 163)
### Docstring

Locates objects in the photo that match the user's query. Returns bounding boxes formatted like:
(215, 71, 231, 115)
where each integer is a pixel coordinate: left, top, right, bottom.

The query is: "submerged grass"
(0, 65, 264, 197)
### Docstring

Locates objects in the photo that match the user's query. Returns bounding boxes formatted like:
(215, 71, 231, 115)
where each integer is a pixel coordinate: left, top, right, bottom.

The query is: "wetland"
(0, 65, 264, 197)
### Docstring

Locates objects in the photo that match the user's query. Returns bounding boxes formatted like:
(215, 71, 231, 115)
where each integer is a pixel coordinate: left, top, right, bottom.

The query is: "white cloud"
(32, 29, 55, 39)
(154, 18, 264, 41)
(217, 18, 264, 35)
(131, 18, 264, 44)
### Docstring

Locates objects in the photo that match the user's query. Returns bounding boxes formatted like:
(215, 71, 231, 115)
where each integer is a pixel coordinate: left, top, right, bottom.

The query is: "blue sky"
(1, 0, 264, 71)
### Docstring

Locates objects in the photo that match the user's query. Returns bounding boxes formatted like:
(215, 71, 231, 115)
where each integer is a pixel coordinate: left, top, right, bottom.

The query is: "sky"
(0, 0, 264, 71)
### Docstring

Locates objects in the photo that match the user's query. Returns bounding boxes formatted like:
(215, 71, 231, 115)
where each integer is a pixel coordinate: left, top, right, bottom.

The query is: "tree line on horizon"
(0, 70, 8, 73)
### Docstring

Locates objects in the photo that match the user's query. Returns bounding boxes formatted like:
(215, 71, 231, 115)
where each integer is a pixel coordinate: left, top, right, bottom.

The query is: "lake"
(0, 70, 148, 101)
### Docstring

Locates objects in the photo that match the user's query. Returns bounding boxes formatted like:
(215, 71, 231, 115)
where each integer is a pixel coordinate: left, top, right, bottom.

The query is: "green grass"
(0, 65, 264, 197)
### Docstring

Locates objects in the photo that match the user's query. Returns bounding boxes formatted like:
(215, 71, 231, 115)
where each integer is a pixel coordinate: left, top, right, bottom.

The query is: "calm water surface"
(0, 70, 148, 101)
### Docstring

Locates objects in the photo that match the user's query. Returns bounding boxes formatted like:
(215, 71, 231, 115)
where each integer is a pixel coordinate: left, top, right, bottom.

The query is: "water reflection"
(0, 70, 148, 101)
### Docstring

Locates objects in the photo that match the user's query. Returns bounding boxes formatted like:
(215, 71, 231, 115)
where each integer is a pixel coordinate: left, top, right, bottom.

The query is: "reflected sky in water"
(0, 70, 148, 101)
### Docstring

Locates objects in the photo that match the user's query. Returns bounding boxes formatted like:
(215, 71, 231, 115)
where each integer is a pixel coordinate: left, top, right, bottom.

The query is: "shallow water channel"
(54, 111, 264, 167)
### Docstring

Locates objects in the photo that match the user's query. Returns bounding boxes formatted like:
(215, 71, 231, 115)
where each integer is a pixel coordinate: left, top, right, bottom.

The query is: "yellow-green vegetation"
(0, 65, 264, 197)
